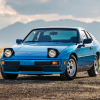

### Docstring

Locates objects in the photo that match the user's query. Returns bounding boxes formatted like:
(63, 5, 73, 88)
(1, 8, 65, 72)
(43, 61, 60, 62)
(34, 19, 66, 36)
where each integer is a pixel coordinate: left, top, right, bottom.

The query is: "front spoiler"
(1, 59, 68, 75)
(2, 71, 64, 75)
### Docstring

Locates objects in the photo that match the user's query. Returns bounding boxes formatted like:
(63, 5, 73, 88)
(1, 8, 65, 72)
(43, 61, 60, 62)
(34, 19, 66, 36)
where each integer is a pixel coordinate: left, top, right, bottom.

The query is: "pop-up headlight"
(4, 48, 14, 58)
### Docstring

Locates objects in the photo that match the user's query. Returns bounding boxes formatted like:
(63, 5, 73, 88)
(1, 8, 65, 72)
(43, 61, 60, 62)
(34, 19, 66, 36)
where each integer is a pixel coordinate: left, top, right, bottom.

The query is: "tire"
(87, 55, 98, 77)
(60, 55, 77, 80)
(37, 75, 42, 76)
(1, 68, 18, 80)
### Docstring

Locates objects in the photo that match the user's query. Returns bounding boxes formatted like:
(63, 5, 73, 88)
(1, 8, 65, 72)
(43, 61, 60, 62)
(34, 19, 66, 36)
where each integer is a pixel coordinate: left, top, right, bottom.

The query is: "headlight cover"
(4, 48, 14, 58)
(48, 49, 59, 58)
(49, 50, 56, 58)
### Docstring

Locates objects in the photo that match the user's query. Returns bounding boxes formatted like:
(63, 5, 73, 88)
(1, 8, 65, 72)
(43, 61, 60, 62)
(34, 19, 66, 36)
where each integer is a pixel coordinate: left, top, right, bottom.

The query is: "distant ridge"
(0, 19, 100, 46)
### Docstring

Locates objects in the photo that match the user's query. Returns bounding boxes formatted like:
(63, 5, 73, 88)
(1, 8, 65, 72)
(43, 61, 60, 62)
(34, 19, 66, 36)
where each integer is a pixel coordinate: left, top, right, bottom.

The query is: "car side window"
(85, 31, 92, 39)
(80, 31, 87, 43)
(25, 31, 36, 41)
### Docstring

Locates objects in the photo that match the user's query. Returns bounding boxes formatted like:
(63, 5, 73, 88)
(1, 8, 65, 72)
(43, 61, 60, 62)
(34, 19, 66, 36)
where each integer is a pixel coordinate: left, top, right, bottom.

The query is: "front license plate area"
(20, 61, 35, 65)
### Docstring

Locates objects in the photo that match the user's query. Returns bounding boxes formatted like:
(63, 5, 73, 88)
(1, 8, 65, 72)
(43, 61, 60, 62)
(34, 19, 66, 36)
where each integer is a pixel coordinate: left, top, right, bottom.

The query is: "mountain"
(0, 19, 100, 46)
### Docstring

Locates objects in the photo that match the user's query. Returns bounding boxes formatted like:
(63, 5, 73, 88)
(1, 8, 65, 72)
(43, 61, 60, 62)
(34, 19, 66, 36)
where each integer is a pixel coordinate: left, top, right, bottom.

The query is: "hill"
(0, 19, 100, 46)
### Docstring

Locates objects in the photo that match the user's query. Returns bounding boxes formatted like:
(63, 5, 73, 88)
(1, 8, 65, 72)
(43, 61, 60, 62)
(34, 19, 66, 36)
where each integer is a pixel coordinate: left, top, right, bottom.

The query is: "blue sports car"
(1, 27, 100, 80)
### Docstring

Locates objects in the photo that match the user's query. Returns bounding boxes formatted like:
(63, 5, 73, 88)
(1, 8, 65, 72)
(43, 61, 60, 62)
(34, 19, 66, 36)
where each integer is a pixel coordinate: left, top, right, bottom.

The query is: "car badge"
(29, 53, 32, 55)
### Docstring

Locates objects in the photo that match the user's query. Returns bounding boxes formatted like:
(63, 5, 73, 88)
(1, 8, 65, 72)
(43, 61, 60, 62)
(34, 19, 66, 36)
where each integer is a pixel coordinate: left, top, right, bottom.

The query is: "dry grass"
(0, 47, 4, 57)
(0, 47, 6, 57)
(99, 59, 100, 71)
(0, 47, 10, 57)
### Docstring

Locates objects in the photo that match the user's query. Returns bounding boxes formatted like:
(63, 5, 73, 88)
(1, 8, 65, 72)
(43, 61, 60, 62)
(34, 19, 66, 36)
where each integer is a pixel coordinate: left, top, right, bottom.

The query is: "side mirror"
(83, 39, 92, 45)
(16, 39, 22, 44)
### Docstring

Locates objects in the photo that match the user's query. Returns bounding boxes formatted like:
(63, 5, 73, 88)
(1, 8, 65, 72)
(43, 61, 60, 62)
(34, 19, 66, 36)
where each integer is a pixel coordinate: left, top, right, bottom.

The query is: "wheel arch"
(96, 52, 99, 60)
(70, 53, 77, 60)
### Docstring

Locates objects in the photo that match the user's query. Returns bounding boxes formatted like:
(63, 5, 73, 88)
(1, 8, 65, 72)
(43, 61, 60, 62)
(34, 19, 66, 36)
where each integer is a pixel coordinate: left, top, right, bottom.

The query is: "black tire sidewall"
(1, 67, 18, 79)
(87, 55, 98, 77)
(93, 55, 98, 75)
(65, 55, 77, 80)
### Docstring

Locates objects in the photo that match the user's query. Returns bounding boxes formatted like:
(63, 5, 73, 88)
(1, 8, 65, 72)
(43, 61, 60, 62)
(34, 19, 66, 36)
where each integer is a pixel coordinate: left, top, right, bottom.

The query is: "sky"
(0, 0, 100, 29)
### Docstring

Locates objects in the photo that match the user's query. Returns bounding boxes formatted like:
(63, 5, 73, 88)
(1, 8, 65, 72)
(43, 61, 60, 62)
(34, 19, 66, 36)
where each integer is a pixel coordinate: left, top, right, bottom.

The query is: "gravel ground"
(0, 72, 100, 100)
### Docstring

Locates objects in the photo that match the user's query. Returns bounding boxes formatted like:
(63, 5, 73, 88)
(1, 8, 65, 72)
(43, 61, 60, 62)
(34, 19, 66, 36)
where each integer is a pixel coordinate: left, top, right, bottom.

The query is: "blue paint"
(1, 27, 100, 75)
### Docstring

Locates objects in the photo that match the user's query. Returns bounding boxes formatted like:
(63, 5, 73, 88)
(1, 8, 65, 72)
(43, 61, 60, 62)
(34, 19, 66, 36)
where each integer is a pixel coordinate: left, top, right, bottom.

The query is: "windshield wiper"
(47, 41, 64, 42)
(24, 41, 65, 43)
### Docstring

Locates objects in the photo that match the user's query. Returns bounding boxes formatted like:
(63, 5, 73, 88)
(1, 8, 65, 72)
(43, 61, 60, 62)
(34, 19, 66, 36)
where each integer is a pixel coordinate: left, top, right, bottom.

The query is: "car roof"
(34, 26, 84, 31)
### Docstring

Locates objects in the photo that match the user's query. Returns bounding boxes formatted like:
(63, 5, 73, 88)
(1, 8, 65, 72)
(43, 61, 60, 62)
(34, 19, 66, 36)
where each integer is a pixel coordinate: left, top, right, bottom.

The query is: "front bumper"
(1, 59, 68, 74)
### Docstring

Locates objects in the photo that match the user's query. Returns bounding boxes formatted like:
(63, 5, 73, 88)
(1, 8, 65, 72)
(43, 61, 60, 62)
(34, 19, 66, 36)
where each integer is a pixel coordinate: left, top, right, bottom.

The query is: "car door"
(80, 30, 94, 68)
(85, 31, 96, 62)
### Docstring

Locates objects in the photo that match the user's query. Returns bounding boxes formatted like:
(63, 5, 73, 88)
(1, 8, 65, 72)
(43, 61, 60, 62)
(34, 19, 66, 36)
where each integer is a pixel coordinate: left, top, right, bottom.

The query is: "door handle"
(90, 47, 93, 50)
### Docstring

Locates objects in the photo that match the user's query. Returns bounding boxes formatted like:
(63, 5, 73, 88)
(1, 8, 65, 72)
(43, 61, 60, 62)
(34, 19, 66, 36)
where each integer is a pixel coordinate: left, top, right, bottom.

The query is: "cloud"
(0, 0, 17, 16)
(40, 0, 48, 2)
(5, 0, 100, 18)
(16, 14, 100, 23)
(1, 0, 100, 29)
(1, 13, 100, 29)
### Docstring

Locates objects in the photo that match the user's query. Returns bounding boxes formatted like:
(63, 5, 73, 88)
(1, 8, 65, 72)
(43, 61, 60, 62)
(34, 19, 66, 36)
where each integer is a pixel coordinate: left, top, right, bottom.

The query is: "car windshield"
(23, 29, 78, 43)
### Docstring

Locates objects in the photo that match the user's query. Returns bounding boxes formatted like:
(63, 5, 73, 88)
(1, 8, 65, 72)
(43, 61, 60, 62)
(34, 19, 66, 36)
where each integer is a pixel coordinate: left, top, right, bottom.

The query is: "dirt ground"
(0, 72, 100, 100)
(0, 47, 100, 100)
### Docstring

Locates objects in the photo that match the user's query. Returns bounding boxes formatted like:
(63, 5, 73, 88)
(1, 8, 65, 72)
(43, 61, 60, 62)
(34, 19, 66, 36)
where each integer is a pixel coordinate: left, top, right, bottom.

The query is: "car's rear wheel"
(87, 55, 98, 77)
(1, 68, 18, 80)
(60, 55, 77, 80)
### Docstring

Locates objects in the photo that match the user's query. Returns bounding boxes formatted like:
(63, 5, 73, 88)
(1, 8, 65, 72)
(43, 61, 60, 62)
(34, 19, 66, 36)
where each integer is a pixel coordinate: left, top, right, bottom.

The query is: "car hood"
(10, 42, 76, 59)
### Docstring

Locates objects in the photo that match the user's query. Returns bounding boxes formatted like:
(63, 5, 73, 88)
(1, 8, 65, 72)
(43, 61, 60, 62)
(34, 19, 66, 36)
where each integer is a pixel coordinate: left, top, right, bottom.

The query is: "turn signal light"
(64, 60, 66, 65)
(52, 61, 59, 65)
(1, 61, 5, 65)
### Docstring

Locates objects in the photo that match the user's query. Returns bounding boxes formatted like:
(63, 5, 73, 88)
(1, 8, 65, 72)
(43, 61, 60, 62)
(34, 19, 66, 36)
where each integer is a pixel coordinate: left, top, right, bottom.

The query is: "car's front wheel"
(1, 68, 18, 80)
(60, 55, 77, 80)
(87, 55, 98, 77)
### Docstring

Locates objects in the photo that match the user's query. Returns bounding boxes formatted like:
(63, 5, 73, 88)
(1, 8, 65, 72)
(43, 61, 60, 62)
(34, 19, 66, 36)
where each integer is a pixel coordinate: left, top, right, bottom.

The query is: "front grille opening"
(35, 61, 52, 65)
(5, 61, 20, 65)
(18, 66, 43, 71)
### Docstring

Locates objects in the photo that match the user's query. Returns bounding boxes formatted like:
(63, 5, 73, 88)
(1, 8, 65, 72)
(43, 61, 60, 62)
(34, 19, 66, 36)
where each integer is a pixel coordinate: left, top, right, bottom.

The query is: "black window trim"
(79, 30, 88, 43)
(80, 30, 88, 39)
(84, 30, 93, 40)
(86, 31, 93, 40)
(82, 30, 88, 39)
